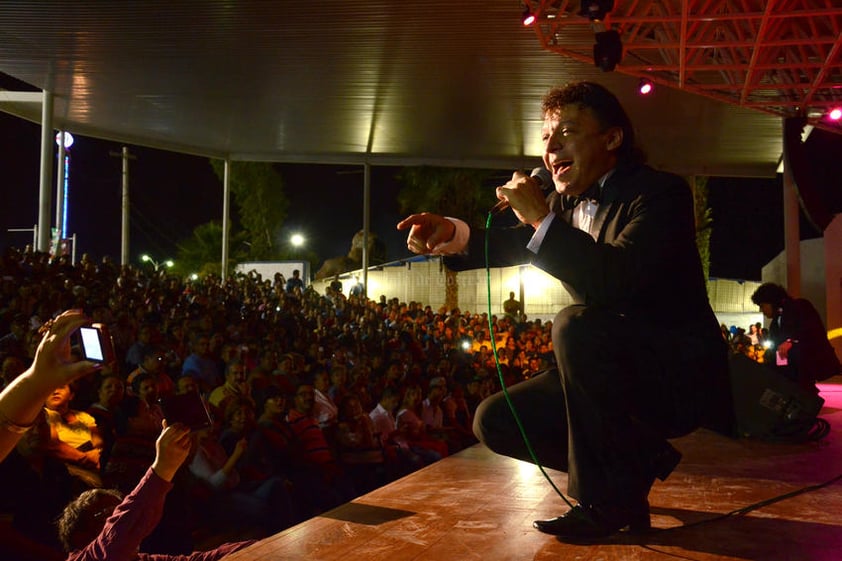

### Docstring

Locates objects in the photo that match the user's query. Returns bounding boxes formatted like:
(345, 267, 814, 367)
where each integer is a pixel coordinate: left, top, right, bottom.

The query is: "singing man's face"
(541, 104, 621, 197)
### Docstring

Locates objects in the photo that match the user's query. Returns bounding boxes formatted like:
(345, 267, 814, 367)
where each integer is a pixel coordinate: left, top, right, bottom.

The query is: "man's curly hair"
(750, 282, 790, 307)
(56, 487, 123, 552)
(541, 81, 646, 166)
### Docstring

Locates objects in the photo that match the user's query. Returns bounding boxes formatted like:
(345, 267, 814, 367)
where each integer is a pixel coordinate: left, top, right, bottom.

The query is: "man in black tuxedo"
(397, 81, 731, 540)
(751, 282, 840, 390)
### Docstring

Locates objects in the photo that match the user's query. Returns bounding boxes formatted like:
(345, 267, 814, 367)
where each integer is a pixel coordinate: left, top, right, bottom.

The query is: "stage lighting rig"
(637, 78, 654, 95)
(522, 5, 536, 26)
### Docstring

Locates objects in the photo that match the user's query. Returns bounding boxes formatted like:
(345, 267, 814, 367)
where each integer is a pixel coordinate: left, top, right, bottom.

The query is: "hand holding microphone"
(396, 166, 554, 256)
(491, 167, 554, 227)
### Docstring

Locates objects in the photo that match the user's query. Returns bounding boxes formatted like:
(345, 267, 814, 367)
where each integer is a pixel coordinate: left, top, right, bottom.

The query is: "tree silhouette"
(396, 166, 499, 309)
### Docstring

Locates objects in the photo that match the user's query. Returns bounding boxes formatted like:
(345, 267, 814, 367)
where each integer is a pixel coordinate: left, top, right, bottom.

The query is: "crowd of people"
(0, 245, 557, 559)
(722, 321, 769, 364)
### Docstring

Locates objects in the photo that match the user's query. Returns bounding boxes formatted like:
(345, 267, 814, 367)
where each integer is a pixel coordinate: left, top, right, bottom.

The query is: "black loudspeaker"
(728, 354, 825, 439)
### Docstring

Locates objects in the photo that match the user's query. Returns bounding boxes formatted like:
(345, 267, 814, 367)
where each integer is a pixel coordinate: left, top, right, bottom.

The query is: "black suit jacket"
(445, 162, 732, 433)
(768, 297, 841, 383)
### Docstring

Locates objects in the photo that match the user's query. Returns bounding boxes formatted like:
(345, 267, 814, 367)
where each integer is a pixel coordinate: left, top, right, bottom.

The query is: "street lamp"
(290, 233, 305, 248)
(54, 131, 74, 240)
(140, 254, 174, 271)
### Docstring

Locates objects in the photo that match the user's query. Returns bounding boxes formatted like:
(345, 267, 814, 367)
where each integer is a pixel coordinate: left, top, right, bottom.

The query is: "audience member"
(369, 386, 400, 448)
(0, 309, 98, 462)
(252, 385, 336, 517)
(1, 356, 26, 391)
(43, 382, 104, 488)
(335, 393, 388, 492)
(85, 373, 126, 473)
(0, 410, 74, 561)
(188, 417, 295, 536)
(311, 366, 339, 433)
(57, 422, 255, 560)
(285, 269, 304, 294)
(128, 347, 176, 400)
(181, 333, 221, 394)
(208, 358, 252, 414)
(287, 381, 355, 506)
(124, 324, 156, 374)
(396, 385, 448, 463)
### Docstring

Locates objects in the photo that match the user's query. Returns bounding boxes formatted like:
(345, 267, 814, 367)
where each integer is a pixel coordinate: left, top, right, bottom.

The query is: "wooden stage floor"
(223, 379, 842, 561)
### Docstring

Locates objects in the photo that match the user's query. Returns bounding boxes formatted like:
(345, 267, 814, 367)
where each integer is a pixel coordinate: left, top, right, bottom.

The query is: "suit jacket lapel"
(589, 173, 621, 241)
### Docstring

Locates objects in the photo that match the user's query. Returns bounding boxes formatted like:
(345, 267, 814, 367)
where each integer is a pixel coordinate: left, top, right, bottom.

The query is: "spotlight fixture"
(579, 0, 614, 21)
(829, 106, 842, 121)
(637, 78, 654, 95)
(522, 6, 536, 26)
(593, 30, 622, 72)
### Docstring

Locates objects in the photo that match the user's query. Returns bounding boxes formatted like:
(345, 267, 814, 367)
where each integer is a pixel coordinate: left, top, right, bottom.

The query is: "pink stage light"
(522, 7, 536, 26)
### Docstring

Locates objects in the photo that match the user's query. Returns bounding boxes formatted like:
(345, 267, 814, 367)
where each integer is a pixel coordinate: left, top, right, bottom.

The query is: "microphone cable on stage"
(483, 210, 574, 510)
(654, 469, 842, 534)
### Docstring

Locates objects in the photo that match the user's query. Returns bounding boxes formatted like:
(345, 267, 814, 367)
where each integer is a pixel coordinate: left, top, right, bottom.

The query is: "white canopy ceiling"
(1, 1, 839, 178)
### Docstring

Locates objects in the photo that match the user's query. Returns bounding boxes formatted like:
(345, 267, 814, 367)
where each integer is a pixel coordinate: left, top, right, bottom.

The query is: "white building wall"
(312, 257, 758, 327)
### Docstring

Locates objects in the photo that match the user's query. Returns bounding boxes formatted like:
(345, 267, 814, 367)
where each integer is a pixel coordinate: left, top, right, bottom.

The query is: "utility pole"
(109, 146, 136, 266)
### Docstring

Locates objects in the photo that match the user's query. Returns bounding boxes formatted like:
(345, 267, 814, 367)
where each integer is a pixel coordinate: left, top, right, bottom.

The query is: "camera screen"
(79, 327, 105, 362)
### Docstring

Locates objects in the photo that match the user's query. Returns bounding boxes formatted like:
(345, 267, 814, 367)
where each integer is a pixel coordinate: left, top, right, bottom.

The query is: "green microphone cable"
(483, 211, 573, 508)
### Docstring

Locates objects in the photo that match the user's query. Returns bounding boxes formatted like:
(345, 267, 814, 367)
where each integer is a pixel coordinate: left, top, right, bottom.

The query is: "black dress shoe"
(533, 501, 650, 539)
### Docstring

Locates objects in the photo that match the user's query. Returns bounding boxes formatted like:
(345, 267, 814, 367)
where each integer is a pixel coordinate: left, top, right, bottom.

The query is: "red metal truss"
(526, 0, 842, 131)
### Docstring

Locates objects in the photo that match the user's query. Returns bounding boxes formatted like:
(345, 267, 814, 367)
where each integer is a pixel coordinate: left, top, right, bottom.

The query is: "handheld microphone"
(490, 166, 553, 215)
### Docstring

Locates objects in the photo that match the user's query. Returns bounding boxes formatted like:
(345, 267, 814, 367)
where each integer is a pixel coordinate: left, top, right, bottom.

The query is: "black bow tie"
(573, 183, 601, 207)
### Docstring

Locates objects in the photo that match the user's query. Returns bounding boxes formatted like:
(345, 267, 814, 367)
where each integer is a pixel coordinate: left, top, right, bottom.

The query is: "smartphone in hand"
(158, 392, 213, 432)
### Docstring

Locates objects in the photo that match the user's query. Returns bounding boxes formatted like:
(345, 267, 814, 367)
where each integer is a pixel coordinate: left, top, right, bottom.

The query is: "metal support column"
(782, 159, 801, 296)
(362, 163, 371, 298)
(221, 159, 231, 282)
(37, 90, 54, 252)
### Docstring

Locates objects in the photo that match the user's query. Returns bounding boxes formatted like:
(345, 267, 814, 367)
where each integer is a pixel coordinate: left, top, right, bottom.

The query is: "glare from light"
(829, 107, 842, 121)
(516, 459, 541, 481)
(141, 254, 174, 270)
(290, 233, 305, 247)
(190, 273, 199, 281)
(522, 265, 555, 293)
(522, 7, 536, 26)
(828, 327, 842, 340)
(366, 275, 382, 297)
(55, 131, 74, 148)
(638, 79, 653, 95)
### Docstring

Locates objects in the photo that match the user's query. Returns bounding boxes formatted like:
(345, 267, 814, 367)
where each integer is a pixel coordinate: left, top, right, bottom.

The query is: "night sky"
(0, 109, 816, 281)
(0, 112, 409, 270)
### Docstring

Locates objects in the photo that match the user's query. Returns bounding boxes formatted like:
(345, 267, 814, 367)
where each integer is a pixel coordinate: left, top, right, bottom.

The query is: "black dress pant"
(473, 304, 717, 506)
